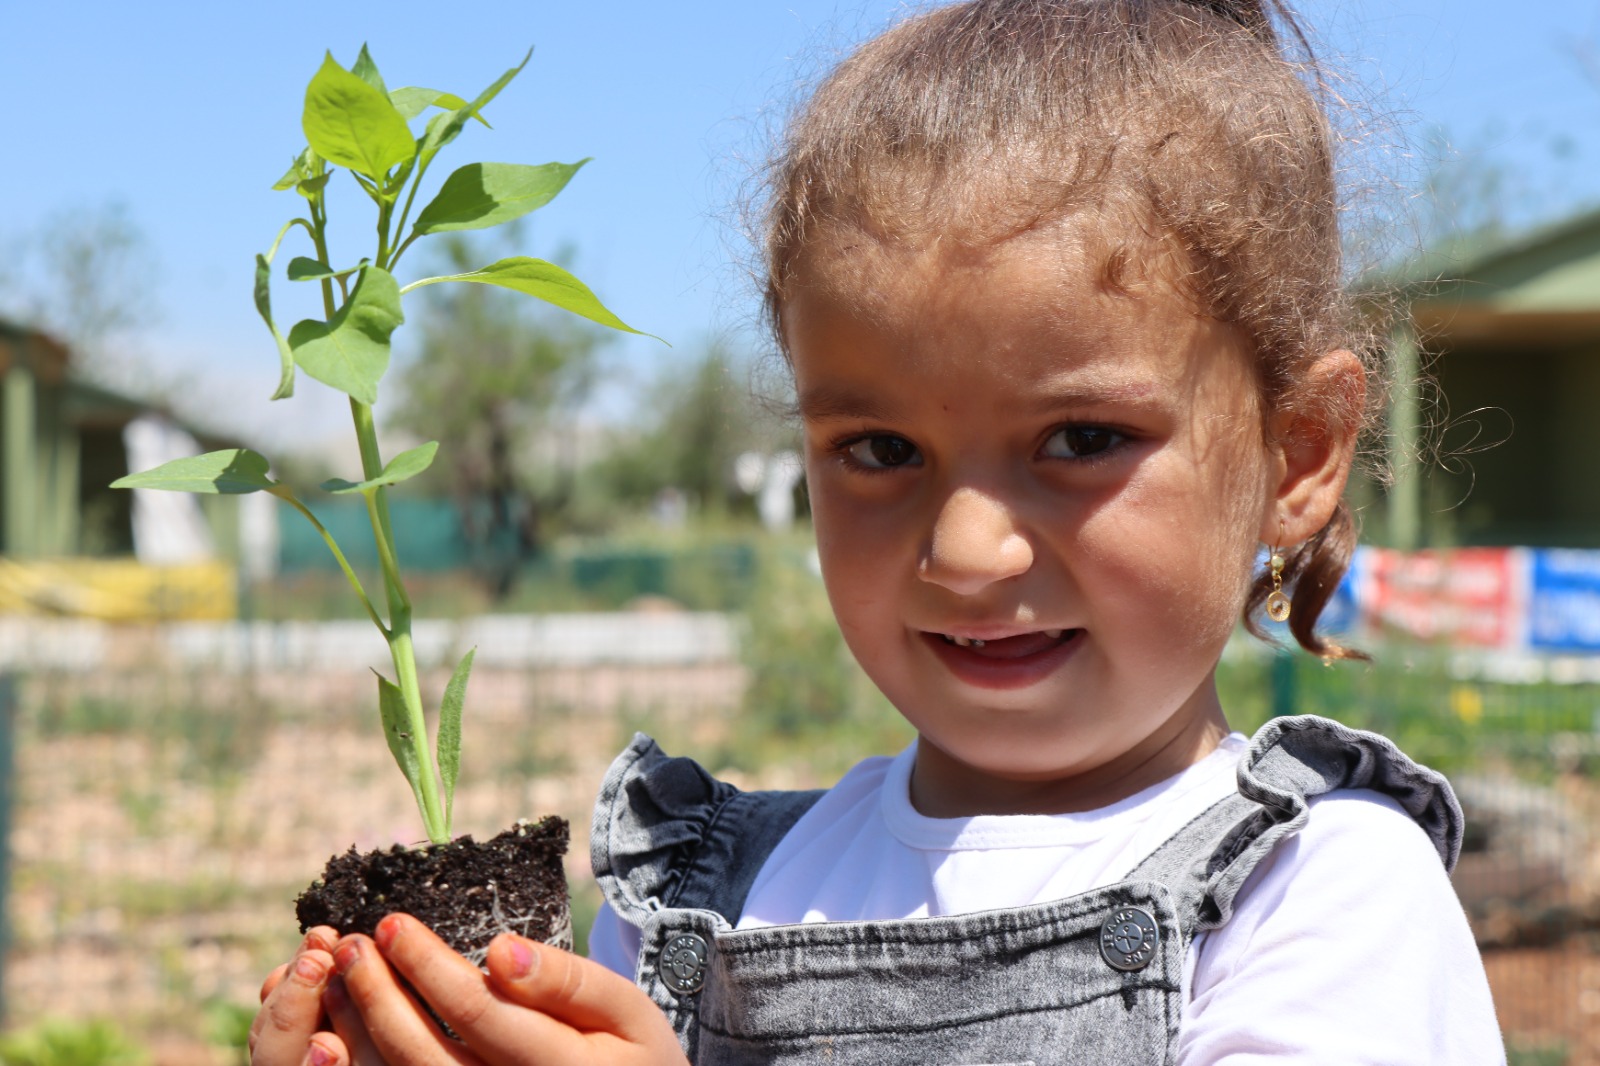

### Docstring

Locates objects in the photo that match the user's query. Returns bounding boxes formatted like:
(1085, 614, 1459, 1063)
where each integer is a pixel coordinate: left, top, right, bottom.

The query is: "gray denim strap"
(592, 716, 1464, 1063)
(592, 733, 825, 927)
(666, 788, 827, 922)
(1126, 714, 1464, 939)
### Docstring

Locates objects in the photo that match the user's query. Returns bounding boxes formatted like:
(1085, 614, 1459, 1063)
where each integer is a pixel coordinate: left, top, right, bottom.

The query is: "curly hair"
(760, 0, 1381, 659)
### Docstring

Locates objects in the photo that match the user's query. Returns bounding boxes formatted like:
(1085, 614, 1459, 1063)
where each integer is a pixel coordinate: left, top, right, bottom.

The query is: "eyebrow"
(796, 384, 901, 423)
(1021, 377, 1159, 415)
(796, 376, 1162, 423)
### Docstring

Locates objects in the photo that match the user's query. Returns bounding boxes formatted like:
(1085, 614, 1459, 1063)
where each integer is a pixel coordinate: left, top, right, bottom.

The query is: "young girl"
(252, 1, 1504, 1062)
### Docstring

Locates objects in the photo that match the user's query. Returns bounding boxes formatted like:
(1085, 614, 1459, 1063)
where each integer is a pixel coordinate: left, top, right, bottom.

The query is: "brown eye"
(847, 435, 921, 469)
(1042, 426, 1122, 460)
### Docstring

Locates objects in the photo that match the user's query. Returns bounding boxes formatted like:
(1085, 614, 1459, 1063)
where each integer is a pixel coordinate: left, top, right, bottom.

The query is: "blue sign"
(1528, 550, 1600, 653)
(1317, 549, 1362, 634)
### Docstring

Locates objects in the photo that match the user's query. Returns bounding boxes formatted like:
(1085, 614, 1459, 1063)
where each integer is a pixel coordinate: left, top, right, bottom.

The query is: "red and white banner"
(1355, 548, 1526, 649)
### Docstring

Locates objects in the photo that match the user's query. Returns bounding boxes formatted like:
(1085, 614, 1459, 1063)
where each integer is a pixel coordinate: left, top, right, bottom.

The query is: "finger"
(251, 949, 335, 1065)
(332, 930, 476, 1066)
(373, 914, 594, 1065)
(262, 963, 290, 1004)
(321, 977, 389, 1066)
(486, 935, 681, 1050)
(305, 926, 341, 953)
(302, 1034, 348, 1066)
(264, 928, 342, 1003)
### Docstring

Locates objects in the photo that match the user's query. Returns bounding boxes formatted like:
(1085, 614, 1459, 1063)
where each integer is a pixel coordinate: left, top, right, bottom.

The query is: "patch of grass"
(204, 1001, 255, 1066)
(22, 862, 293, 928)
(492, 703, 576, 784)
(159, 698, 274, 786)
(115, 784, 166, 838)
(106, 877, 275, 925)
(1506, 1039, 1568, 1066)
(1217, 647, 1600, 779)
(568, 876, 603, 959)
(32, 694, 142, 738)
(0, 1019, 147, 1066)
(713, 543, 912, 781)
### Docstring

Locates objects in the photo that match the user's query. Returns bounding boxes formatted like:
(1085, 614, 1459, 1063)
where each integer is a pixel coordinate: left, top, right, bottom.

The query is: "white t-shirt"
(589, 734, 1505, 1064)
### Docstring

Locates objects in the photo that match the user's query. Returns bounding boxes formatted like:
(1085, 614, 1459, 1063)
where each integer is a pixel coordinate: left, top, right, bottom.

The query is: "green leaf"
(111, 449, 277, 494)
(320, 440, 439, 494)
(272, 155, 306, 191)
(438, 647, 474, 831)
(288, 266, 404, 405)
(377, 674, 429, 824)
(403, 257, 658, 338)
(302, 52, 416, 181)
(274, 149, 329, 199)
(388, 86, 485, 125)
(416, 47, 531, 173)
(254, 254, 296, 400)
(351, 44, 388, 95)
(287, 256, 361, 282)
(411, 160, 589, 236)
(351, 169, 382, 202)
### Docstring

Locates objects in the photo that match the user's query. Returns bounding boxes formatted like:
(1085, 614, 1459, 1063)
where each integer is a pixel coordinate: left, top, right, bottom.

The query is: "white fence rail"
(0, 612, 740, 674)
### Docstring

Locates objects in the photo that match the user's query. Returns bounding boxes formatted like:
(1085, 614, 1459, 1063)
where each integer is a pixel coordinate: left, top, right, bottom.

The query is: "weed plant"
(715, 541, 911, 782)
(1217, 645, 1600, 780)
(0, 1019, 146, 1066)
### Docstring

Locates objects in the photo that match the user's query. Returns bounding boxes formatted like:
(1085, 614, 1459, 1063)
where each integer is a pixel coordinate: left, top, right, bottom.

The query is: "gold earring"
(1266, 523, 1291, 623)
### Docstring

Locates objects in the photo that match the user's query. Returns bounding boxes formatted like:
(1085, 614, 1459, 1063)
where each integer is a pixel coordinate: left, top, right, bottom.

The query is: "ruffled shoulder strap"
(1127, 714, 1464, 939)
(590, 734, 825, 927)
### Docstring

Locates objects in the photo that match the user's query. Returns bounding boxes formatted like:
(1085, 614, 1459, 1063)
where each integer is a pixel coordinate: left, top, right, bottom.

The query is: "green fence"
(1218, 647, 1600, 779)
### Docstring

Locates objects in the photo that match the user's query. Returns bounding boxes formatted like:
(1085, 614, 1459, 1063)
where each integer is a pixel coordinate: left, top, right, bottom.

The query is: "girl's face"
(785, 231, 1287, 817)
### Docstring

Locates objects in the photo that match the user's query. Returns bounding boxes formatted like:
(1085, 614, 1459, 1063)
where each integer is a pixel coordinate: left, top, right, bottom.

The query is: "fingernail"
(506, 938, 536, 978)
(323, 975, 349, 1012)
(294, 954, 326, 982)
(333, 939, 362, 972)
(374, 914, 403, 952)
(307, 1043, 336, 1066)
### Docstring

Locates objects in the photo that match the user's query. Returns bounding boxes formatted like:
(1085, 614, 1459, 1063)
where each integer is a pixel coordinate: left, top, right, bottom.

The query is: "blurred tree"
(587, 342, 788, 523)
(392, 226, 609, 599)
(0, 201, 160, 388)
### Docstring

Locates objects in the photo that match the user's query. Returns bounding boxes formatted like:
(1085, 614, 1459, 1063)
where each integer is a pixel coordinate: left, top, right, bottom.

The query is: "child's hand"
(322, 912, 688, 1066)
(251, 927, 339, 1066)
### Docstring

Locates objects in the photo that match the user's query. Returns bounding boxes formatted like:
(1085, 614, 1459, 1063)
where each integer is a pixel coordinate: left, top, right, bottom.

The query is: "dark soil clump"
(296, 817, 571, 963)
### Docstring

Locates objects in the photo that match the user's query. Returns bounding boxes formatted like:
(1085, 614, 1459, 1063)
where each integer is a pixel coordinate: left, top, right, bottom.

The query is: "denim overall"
(592, 715, 1462, 1066)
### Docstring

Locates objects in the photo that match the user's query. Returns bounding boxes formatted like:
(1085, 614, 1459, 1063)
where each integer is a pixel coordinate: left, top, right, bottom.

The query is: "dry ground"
(2, 664, 1595, 1062)
(4, 663, 746, 1044)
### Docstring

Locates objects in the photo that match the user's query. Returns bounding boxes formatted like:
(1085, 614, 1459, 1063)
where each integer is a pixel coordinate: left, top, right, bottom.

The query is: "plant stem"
(389, 230, 422, 270)
(388, 619, 446, 840)
(297, 171, 450, 843)
(310, 198, 338, 320)
(388, 158, 430, 272)
(349, 397, 447, 843)
(269, 486, 387, 634)
(376, 198, 394, 270)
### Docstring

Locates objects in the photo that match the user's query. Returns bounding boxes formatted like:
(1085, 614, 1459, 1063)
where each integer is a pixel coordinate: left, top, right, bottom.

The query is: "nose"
(918, 487, 1034, 595)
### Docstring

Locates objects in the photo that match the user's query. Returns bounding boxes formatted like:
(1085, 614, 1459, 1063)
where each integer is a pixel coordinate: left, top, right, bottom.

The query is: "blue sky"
(5, 1, 1599, 451)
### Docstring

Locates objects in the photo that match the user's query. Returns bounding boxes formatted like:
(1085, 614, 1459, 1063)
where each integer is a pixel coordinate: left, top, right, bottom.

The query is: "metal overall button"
(1099, 906, 1160, 972)
(658, 931, 710, 995)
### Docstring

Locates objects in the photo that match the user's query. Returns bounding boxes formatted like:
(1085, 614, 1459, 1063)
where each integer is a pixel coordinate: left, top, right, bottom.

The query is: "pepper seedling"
(113, 46, 657, 845)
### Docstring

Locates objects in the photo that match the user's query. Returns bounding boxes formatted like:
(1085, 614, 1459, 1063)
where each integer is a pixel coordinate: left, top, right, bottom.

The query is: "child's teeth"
(1045, 629, 1063, 639)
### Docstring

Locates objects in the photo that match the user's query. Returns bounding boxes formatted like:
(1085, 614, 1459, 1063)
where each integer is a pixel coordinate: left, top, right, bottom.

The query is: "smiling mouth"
(934, 629, 1079, 658)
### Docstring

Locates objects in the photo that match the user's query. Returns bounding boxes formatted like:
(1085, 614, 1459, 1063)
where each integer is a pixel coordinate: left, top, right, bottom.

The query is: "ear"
(1259, 350, 1366, 545)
